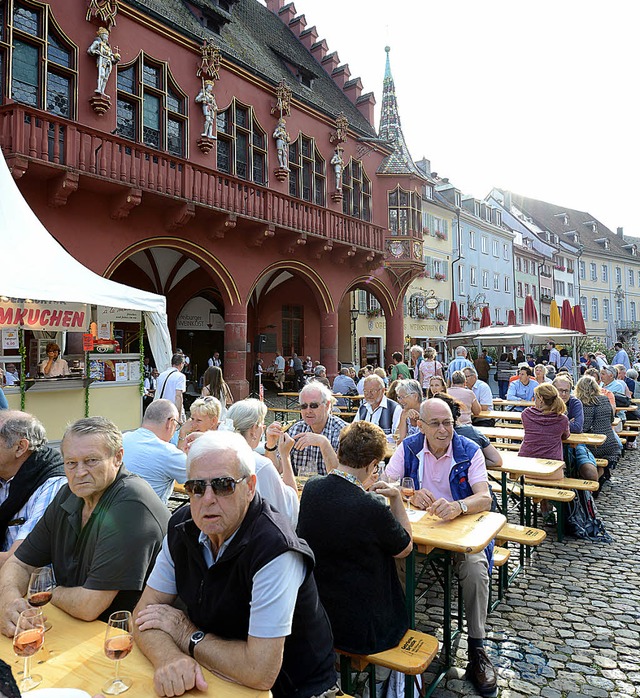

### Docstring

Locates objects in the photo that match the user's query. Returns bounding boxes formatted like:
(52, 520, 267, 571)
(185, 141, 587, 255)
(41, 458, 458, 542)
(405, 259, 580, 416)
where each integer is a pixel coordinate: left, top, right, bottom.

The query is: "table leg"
(443, 551, 453, 668)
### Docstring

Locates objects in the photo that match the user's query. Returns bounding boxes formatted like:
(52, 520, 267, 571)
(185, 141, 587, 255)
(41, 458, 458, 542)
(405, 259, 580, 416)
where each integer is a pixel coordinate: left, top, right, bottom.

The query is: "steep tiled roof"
(128, 0, 377, 136)
(508, 193, 637, 258)
(377, 47, 423, 177)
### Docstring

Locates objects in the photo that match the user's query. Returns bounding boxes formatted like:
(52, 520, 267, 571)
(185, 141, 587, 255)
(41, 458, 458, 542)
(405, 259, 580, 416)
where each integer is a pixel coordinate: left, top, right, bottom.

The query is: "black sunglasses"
(184, 476, 247, 497)
(299, 402, 321, 410)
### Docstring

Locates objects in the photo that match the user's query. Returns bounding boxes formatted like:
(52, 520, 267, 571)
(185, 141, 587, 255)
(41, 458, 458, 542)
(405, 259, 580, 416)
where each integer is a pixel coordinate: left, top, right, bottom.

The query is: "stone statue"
(195, 81, 218, 139)
(331, 148, 344, 190)
(273, 118, 290, 170)
(87, 27, 120, 95)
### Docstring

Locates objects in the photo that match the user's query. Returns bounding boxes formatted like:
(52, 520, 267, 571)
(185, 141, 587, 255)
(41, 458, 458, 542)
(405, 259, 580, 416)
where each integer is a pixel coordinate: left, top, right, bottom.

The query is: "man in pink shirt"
(386, 398, 496, 697)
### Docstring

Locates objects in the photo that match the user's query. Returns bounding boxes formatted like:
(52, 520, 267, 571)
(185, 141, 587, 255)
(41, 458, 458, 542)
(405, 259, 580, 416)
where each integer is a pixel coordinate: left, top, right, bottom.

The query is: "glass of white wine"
(103, 610, 133, 695)
(401, 477, 415, 511)
(13, 607, 45, 692)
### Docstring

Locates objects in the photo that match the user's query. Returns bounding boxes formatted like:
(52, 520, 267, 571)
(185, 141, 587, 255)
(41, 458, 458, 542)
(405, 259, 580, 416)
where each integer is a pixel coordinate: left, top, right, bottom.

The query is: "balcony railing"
(0, 104, 384, 253)
(616, 321, 640, 332)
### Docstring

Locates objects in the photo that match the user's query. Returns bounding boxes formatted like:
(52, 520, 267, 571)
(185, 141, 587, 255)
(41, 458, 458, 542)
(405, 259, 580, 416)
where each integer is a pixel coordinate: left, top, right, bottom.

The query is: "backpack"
(565, 489, 612, 543)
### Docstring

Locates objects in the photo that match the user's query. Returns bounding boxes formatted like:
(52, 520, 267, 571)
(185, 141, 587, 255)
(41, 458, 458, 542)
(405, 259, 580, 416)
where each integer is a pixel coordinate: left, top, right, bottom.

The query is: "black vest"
(357, 397, 399, 434)
(167, 495, 336, 698)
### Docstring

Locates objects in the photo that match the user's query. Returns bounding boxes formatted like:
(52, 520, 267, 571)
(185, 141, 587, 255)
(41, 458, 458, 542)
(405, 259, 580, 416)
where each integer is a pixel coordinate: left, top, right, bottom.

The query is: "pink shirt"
(447, 386, 477, 425)
(386, 436, 487, 500)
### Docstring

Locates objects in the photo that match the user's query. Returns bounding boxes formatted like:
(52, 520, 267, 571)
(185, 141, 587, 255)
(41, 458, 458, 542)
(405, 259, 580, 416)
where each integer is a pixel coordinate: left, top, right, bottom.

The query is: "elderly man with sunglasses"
(122, 399, 187, 504)
(133, 431, 337, 698)
(265, 383, 346, 477)
(385, 398, 497, 697)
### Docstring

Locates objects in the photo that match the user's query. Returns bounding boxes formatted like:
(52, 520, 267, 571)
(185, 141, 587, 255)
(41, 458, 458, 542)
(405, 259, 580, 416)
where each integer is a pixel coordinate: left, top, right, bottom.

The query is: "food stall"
(0, 152, 172, 440)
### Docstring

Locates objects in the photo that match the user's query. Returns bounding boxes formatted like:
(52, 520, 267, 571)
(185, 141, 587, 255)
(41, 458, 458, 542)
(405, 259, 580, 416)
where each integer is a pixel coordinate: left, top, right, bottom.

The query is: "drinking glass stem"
(23, 656, 30, 682)
(114, 659, 120, 683)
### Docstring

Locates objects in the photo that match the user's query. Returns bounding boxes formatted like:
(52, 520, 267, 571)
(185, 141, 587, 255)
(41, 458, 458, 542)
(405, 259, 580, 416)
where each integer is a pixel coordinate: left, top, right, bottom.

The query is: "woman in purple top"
(519, 383, 570, 462)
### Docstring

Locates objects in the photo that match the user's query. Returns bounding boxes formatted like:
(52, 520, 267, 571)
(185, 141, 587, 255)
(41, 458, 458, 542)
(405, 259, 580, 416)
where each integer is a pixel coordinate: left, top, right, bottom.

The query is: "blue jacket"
(401, 431, 494, 572)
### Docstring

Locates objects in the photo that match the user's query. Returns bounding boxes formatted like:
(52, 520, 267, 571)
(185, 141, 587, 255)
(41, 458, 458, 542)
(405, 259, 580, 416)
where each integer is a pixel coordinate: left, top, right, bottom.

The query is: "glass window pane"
(363, 196, 371, 221)
(301, 159, 312, 201)
(117, 66, 135, 93)
(236, 106, 248, 128)
(399, 191, 408, 206)
(167, 87, 182, 114)
(389, 209, 398, 233)
(143, 62, 160, 88)
(301, 137, 311, 158)
(253, 151, 265, 185)
(288, 168, 298, 197)
(46, 70, 70, 116)
(236, 131, 248, 179)
(13, 4, 39, 36)
(12, 39, 39, 106)
(143, 92, 160, 148)
(314, 175, 325, 206)
(252, 129, 265, 149)
(288, 141, 298, 162)
(47, 33, 71, 68)
(216, 110, 229, 134)
(116, 98, 136, 140)
(314, 152, 325, 174)
(167, 117, 183, 156)
(0, 5, 4, 41)
(217, 137, 231, 173)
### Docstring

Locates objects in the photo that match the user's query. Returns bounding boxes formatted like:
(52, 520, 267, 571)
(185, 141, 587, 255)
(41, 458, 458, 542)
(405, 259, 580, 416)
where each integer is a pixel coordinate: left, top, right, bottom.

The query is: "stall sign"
(2, 329, 19, 349)
(82, 333, 95, 352)
(97, 306, 142, 323)
(0, 301, 88, 330)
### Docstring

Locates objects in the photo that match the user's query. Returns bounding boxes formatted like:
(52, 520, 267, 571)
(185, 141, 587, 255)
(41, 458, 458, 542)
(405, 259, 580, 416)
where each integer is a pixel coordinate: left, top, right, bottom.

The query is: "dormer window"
(583, 220, 597, 233)
(554, 212, 569, 225)
(474, 201, 481, 217)
(622, 243, 638, 256)
(423, 184, 433, 200)
(454, 191, 461, 207)
(296, 67, 313, 88)
(594, 237, 610, 250)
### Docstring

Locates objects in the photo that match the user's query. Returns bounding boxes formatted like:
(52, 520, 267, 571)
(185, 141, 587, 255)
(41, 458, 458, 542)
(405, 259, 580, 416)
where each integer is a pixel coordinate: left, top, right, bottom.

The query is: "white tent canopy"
(0, 152, 172, 370)
(446, 324, 584, 344)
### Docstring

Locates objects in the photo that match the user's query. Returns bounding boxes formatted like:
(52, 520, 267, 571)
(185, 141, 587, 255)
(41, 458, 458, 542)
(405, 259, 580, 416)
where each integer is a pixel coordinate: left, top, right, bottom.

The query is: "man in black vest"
(133, 430, 336, 698)
(353, 374, 402, 436)
(0, 411, 66, 568)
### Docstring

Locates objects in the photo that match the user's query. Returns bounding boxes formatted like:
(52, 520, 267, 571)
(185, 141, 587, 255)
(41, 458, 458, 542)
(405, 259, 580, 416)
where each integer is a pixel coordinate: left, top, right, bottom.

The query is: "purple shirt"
(519, 407, 570, 461)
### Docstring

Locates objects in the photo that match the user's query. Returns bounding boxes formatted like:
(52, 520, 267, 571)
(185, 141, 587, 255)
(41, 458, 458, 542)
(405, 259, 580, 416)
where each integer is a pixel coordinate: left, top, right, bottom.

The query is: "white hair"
(363, 374, 385, 390)
(187, 430, 256, 478)
(410, 345, 424, 356)
(227, 399, 267, 436)
(455, 346, 467, 357)
(300, 381, 333, 403)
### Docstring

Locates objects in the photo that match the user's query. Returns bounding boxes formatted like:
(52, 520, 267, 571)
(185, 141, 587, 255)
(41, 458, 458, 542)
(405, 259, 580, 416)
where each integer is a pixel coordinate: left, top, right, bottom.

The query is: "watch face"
(192, 631, 205, 642)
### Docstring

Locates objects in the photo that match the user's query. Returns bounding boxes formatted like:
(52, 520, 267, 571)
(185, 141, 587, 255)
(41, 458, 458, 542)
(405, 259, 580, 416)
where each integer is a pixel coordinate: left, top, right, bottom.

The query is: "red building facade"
(0, 0, 426, 397)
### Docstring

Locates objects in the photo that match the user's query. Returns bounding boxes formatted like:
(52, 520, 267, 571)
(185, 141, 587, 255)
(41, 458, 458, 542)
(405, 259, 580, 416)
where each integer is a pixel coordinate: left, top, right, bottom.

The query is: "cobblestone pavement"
(240, 389, 640, 696)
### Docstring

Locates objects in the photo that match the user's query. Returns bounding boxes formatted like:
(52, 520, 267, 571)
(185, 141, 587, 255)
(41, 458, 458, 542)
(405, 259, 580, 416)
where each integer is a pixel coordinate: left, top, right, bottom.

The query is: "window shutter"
(424, 255, 433, 278)
(442, 260, 449, 280)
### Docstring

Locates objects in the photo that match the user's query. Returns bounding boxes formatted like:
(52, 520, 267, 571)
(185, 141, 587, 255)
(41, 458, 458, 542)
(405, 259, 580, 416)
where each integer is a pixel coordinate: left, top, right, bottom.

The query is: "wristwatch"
(188, 630, 205, 657)
(458, 500, 468, 515)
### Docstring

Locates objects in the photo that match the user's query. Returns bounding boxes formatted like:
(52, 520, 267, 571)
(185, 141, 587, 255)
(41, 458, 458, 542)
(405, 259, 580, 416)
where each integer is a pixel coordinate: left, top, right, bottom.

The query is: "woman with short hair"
(447, 370, 481, 426)
(395, 379, 423, 442)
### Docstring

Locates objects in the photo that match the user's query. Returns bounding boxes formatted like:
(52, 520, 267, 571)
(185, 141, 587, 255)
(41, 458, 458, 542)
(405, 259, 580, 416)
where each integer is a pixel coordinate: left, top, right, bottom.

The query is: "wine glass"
(401, 477, 415, 511)
(27, 567, 56, 631)
(103, 610, 133, 695)
(13, 607, 45, 692)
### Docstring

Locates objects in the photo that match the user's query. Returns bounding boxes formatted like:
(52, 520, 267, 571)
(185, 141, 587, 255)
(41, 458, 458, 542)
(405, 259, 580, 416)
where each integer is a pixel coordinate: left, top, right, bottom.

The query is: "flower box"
(436, 313, 446, 320)
(434, 273, 445, 280)
(435, 231, 447, 240)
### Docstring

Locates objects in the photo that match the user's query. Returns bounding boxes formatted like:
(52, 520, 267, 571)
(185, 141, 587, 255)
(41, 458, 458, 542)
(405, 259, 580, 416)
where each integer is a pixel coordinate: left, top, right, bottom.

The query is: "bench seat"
(496, 523, 546, 546)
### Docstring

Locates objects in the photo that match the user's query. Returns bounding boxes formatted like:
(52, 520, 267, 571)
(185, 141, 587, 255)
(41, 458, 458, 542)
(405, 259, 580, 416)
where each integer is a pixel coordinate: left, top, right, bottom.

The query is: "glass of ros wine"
(13, 607, 45, 692)
(103, 610, 133, 695)
(401, 477, 415, 511)
(27, 567, 56, 631)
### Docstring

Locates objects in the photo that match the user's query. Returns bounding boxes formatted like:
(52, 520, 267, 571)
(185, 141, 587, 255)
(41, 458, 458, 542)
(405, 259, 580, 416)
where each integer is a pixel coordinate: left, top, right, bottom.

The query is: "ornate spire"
(378, 46, 422, 176)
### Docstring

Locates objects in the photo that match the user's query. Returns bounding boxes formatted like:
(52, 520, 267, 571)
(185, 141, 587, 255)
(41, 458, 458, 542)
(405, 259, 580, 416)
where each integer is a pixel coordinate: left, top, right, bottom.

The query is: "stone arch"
(341, 275, 396, 318)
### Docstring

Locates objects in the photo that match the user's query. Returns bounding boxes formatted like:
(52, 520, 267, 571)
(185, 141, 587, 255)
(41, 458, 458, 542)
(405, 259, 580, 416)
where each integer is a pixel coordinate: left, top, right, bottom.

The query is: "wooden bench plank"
(337, 630, 439, 674)
(496, 523, 546, 546)
(493, 546, 510, 567)
(524, 476, 599, 492)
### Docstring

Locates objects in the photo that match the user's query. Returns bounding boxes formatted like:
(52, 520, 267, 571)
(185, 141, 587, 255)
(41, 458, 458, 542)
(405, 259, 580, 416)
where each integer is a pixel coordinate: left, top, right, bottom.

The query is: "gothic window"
(288, 134, 325, 205)
(282, 305, 303, 356)
(4, 1, 76, 117)
(342, 159, 371, 221)
(216, 100, 266, 184)
(116, 54, 187, 157)
(388, 186, 421, 234)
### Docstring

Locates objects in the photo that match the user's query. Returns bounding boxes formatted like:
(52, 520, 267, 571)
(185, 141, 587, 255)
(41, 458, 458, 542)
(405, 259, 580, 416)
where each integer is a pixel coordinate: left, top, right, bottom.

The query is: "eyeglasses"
(183, 476, 247, 497)
(420, 419, 455, 429)
(171, 417, 185, 429)
(202, 396, 216, 403)
(299, 402, 322, 410)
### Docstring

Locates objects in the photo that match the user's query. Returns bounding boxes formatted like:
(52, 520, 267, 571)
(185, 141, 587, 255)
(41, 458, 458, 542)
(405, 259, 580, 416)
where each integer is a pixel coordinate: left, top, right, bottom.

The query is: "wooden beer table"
(477, 427, 606, 447)
(0, 605, 270, 698)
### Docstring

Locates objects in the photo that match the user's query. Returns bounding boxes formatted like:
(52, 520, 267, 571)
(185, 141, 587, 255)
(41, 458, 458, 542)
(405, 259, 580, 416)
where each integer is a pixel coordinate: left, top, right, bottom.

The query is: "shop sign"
(97, 306, 142, 322)
(407, 321, 445, 335)
(177, 297, 224, 330)
(2, 329, 19, 349)
(0, 301, 88, 330)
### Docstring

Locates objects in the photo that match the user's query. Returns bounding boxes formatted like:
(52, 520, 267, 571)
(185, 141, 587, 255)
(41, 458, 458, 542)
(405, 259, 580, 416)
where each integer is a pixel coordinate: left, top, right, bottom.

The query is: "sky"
(280, 0, 640, 238)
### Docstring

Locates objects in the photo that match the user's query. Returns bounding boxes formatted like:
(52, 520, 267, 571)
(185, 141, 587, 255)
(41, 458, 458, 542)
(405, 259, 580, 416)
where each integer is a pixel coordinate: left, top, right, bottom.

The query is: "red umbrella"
(523, 295, 538, 324)
(561, 299, 575, 330)
(573, 304, 587, 334)
(447, 301, 462, 335)
(507, 309, 517, 326)
(480, 306, 492, 328)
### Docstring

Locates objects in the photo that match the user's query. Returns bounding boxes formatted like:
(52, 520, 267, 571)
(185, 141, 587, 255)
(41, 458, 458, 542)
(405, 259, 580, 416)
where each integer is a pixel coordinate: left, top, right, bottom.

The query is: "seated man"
(123, 399, 188, 504)
(332, 367, 358, 408)
(0, 417, 169, 637)
(506, 366, 538, 409)
(386, 398, 496, 697)
(0, 411, 66, 567)
(265, 383, 346, 476)
(353, 374, 402, 436)
(133, 431, 336, 698)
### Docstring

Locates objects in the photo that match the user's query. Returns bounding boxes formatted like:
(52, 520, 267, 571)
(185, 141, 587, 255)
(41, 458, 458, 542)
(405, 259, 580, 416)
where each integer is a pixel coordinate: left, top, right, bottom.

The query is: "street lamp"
(350, 306, 359, 365)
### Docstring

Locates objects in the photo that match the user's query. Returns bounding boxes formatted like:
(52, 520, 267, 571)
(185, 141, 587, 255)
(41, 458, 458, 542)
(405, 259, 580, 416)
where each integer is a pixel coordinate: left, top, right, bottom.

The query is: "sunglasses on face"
(183, 476, 247, 497)
(299, 402, 322, 410)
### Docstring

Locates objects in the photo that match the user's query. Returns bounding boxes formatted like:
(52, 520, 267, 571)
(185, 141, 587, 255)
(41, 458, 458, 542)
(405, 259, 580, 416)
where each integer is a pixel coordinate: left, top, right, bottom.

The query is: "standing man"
(390, 352, 411, 381)
(154, 353, 187, 420)
(385, 399, 496, 697)
(0, 417, 169, 635)
(273, 351, 286, 391)
(612, 342, 631, 370)
(447, 346, 474, 381)
(265, 383, 345, 476)
(0, 412, 66, 567)
(473, 350, 490, 383)
(208, 352, 222, 369)
(291, 353, 305, 390)
(122, 400, 187, 505)
(410, 345, 424, 381)
(546, 341, 561, 368)
(133, 431, 337, 698)
(353, 375, 402, 436)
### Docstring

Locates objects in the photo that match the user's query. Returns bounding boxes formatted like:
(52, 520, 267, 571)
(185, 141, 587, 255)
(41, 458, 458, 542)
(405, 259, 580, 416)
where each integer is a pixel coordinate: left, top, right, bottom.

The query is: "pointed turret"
(378, 46, 422, 176)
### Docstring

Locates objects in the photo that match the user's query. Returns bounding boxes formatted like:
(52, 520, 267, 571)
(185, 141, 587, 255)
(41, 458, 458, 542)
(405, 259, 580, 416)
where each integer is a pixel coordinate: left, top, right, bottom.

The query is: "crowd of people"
(0, 339, 636, 698)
